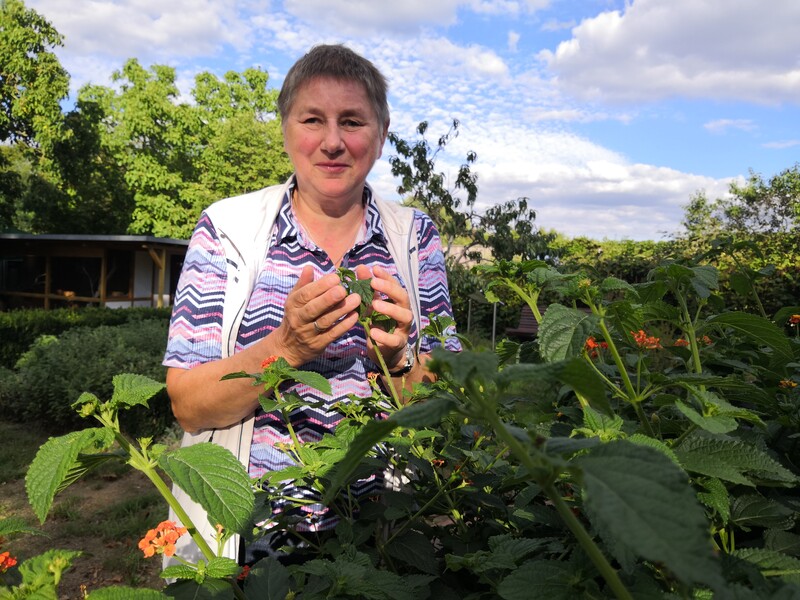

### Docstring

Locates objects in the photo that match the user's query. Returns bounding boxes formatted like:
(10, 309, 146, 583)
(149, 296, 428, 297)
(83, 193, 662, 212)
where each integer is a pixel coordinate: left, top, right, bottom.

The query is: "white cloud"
(703, 119, 757, 134)
(762, 140, 800, 149)
(540, 18, 576, 32)
(29, 0, 252, 59)
(540, 0, 800, 104)
(508, 30, 521, 52)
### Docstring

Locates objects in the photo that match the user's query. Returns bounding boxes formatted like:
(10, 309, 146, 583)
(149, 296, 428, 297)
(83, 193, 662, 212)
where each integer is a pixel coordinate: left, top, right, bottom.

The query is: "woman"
(163, 44, 460, 565)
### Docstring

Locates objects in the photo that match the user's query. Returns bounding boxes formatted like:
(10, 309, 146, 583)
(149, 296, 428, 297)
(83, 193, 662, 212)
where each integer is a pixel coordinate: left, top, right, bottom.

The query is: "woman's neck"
(291, 187, 366, 267)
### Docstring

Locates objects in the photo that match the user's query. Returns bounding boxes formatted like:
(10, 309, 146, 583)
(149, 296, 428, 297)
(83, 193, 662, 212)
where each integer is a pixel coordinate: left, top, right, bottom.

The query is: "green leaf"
(731, 495, 796, 531)
(538, 304, 596, 363)
(160, 564, 199, 581)
(627, 433, 681, 467)
(244, 557, 291, 600)
(26, 428, 116, 523)
(389, 396, 454, 428)
(109, 373, 166, 410)
(697, 477, 731, 523)
(206, 557, 240, 579)
(385, 530, 438, 575)
(600, 276, 637, 296)
(0, 516, 43, 539)
(675, 399, 738, 434)
(158, 443, 254, 534)
(732, 549, 800, 584)
(765, 530, 800, 557)
(163, 577, 231, 599)
(497, 560, 578, 600)
(323, 419, 395, 504)
(87, 587, 167, 599)
(575, 441, 721, 587)
(674, 436, 798, 487)
(285, 369, 332, 395)
(428, 348, 498, 387)
(17, 549, 82, 593)
(707, 312, 793, 368)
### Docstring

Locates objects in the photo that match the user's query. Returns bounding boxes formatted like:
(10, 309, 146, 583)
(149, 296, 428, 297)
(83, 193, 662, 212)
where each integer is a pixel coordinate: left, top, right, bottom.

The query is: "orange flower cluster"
(584, 336, 608, 358)
(0, 550, 17, 573)
(261, 356, 279, 369)
(237, 565, 251, 581)
(674, 335, 712, 347)
(779, 380, 798, 389)
(138, 520, 188, 558)
(789, 315, 800, 325)
(631, 330, 661, 350)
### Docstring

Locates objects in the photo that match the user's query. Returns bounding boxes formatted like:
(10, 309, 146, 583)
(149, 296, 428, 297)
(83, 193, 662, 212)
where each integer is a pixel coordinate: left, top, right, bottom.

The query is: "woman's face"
(283, 76, 388, 207)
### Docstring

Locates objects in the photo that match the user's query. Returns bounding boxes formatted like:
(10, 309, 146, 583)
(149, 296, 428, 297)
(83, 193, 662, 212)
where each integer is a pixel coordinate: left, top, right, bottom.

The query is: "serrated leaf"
(674, 436, 798, 487)
(110, 373, 166, 410)
(323, 419, 395, 504)
(497, 560, 577, 600)
(732, 548, 800, 583)
(163, 577, 231, 599)
(286, 369, 331, 395)
(26, 428, 116, 523)
(697, 477, 731, 523)
(87, 586, 168, 599)
(159, 443, 254, 534)
(575, 441, 721, 587)
(707, 312, 793, 368)
(538, 304, 596, 363)
(386, 530, 438, 574)
(0, 516, 43, 539)
(389, 396, 454, 428)
(600, 276, 637, 295)
(731, 495, 796, 531)
(765, 530, 800, 557)
(160, 564, 200, 580)
(428, 348, 498, 387)
(675, 399, 738, 434)
(244, 557, 291, 599)
(627, 433, 681, 466)
(205, 557, 240, 579)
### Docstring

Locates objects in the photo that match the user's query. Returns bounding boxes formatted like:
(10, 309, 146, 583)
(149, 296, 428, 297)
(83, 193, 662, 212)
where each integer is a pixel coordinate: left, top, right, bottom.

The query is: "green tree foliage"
(1, 1, 292, 237)
(388, 120, 553, 263)
(0, 0, 68, 151)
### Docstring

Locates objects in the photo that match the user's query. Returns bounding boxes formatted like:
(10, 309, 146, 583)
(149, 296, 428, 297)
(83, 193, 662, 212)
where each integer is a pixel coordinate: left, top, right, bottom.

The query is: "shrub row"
(0, 306, 172, 369)
(0, 316, 172, 435)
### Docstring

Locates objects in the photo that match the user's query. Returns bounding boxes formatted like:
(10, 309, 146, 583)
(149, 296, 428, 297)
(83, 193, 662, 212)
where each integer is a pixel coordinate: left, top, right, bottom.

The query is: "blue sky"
(27, 0, 800, 240)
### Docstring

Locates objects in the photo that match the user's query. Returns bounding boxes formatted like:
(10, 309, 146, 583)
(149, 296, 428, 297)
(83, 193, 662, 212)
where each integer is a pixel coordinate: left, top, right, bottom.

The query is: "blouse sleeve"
(414, 211, 461, 353)
(163, 214, 229, 369)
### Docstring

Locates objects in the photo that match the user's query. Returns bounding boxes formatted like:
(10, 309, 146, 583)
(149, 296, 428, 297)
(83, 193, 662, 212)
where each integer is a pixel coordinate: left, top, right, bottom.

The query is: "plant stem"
(477, 403, 632, 600)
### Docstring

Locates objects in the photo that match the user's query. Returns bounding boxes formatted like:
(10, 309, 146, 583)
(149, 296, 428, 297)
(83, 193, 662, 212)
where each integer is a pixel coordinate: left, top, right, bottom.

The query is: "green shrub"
(0, 307, 172, 369)
(0, 319, 172, 435)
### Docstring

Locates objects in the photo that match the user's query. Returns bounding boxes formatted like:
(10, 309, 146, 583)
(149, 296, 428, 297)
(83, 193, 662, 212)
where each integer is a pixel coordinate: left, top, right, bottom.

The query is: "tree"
(679, 163, 800, 238)
(388, 120, 552, 263)
(0, 0, 69, 151)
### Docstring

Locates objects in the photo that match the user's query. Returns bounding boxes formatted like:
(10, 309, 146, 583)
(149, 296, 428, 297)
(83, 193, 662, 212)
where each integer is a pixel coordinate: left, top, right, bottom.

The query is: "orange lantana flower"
(0, 551, 17, 573)
(789, 315, 800, 326)
(584, 336, 608, 358)
(673, 338, 690, 347)
(261, 356, 280, 369)
(138, 520, 188, 559)
(779, 380, 798, 389)
(631, 330, 661, 350)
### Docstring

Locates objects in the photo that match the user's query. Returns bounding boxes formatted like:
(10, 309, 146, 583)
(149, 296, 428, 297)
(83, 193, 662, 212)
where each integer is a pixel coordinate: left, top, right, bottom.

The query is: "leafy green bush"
(0, 319, 171, 435)
(0, 307, 172, 369)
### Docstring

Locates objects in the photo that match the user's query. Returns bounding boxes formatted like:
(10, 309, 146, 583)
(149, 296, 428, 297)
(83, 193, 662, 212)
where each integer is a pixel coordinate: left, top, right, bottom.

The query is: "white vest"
(167, 178, 420, 566)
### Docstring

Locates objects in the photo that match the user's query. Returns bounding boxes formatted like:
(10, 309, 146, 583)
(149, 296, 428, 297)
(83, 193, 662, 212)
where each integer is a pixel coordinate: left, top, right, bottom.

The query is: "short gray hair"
(278, 44, 389, 128)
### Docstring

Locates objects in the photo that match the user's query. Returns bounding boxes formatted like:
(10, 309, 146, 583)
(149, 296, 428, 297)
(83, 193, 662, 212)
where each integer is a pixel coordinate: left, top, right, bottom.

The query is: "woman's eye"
(342, 120, 363, 129)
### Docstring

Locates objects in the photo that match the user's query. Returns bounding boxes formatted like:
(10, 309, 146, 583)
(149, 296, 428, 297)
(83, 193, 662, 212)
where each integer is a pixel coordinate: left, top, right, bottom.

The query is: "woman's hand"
(354, 264, 414, 372)
(269, 265, 362, 366)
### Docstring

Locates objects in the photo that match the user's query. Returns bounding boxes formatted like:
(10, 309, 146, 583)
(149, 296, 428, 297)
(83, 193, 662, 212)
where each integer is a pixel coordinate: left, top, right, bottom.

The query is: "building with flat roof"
(0, 234, 188, 310)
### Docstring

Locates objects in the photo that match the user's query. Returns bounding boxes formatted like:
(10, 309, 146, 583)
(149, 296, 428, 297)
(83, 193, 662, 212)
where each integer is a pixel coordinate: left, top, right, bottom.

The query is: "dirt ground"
(2, 467, 166, 598)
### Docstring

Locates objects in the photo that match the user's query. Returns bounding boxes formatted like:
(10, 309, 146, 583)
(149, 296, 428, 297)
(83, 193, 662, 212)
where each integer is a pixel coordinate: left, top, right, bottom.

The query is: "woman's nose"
(321, 124, 344, 153)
